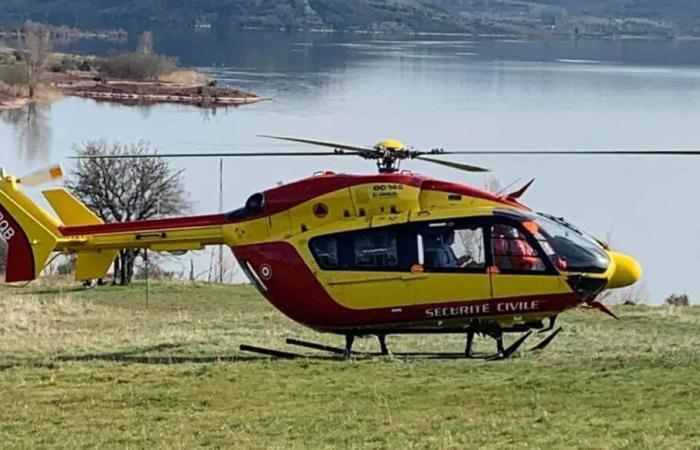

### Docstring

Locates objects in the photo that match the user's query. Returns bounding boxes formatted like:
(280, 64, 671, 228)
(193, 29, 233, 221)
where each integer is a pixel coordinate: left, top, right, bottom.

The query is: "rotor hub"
(374, 139, 407, 153)
(373, 139, 410, 172)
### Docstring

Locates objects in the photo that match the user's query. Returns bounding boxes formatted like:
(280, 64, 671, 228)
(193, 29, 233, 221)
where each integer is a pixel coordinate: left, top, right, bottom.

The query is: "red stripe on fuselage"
(232, 241, 578, 332)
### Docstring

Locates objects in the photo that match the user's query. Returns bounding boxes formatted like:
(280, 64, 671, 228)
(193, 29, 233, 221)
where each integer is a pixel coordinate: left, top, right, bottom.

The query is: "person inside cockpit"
(426, 230, 473, 269)
(491, 224, 541, 271)
(433, 231, 459, 268)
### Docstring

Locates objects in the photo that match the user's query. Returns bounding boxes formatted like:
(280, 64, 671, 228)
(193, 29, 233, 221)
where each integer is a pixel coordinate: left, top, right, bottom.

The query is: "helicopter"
(3, 134, 677, 360)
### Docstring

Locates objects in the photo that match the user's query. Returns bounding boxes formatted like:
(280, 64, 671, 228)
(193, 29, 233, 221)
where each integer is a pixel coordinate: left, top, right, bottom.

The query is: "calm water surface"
(2, 32, 700, 302)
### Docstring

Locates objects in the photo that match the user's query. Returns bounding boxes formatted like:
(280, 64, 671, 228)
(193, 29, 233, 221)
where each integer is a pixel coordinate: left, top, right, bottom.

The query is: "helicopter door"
(488, 222, 567, 300)
(309, 228, 416, 310)
(410, 221, 492, 305)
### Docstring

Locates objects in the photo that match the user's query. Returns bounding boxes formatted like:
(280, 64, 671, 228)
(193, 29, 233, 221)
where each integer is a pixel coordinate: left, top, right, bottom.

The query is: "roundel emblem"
(313, 202, 329, 218)
(259, 264, 272, 280)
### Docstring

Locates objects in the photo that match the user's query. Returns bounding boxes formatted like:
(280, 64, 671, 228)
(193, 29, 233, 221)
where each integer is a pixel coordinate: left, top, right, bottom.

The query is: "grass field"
(0, 281, 698, 449)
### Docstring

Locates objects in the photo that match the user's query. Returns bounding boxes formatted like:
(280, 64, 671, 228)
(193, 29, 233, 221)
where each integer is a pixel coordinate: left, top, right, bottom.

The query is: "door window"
(310, 226, 418, 272)
(354, 231, 399, 269)
(490, 223, 546, 272)
(310, 236, 339, 269)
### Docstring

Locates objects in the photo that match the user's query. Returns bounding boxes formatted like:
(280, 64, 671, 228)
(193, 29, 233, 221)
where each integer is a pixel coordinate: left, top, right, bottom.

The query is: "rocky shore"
(1, 69, 261, 110)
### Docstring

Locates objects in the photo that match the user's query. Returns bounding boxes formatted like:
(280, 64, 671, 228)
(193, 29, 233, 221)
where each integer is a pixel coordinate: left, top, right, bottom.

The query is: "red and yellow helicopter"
(1, 135, 664, 360)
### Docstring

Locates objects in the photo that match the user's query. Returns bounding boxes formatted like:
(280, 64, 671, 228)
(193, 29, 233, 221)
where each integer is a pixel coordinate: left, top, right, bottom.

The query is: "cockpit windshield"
(538, 213, 608, 249)
(526, 213, 609, 273)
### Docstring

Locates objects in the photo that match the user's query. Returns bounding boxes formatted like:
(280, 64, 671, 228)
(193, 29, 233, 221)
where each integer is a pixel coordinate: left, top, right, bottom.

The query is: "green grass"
(1, 281, 699, 449)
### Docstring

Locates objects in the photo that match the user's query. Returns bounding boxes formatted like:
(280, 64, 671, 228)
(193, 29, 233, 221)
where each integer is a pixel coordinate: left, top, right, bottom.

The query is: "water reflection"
(0, 102, 52, 163)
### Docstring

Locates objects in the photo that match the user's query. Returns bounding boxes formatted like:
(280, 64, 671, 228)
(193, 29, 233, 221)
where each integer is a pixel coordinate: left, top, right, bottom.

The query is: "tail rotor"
(17, 165, 64, 187)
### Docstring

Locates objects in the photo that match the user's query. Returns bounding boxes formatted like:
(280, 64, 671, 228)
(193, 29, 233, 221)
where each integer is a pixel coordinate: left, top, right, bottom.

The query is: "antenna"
(218, 158, 224, 284)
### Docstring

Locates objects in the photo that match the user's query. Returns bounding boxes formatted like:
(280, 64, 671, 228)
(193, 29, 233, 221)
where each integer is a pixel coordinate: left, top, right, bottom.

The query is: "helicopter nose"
(607, 251, 643, 289)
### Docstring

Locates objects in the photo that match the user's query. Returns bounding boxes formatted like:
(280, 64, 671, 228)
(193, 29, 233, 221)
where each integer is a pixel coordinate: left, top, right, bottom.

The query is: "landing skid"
(529, 327, 563, 352)
(240, 327, 562, 361)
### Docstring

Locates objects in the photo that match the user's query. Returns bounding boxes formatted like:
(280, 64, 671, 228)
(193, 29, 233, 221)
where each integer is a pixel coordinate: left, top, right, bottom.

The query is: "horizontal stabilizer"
(75, 250, 117, 281)
(43, 188, 103, 226)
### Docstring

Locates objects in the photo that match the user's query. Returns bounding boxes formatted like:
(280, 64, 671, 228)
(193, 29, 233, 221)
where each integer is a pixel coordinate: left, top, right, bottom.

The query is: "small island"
(0, 24, 260, 110)
(51, 70, 260, 108)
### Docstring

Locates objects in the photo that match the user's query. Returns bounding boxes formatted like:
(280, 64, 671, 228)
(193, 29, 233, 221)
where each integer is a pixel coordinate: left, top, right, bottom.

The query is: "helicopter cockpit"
(495, 210, 611, 274)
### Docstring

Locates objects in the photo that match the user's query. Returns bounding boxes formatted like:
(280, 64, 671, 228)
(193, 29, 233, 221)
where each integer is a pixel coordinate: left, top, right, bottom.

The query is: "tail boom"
(1, 172, 227, 283)
(57, 218, 227, 281)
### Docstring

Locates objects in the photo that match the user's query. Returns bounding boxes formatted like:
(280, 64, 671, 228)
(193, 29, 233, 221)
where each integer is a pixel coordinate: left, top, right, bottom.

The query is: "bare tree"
(137, 31, 154, 54)
(483, 175, 502, 194)
(20, 21, 52, 99)
(67, 140, 190, 285)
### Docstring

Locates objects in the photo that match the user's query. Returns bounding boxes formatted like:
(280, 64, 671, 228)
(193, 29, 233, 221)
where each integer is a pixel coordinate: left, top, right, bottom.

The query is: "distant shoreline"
(0, 49, 261, 111)
(0, 26, 127, 42)
(234, 27, 690, 41)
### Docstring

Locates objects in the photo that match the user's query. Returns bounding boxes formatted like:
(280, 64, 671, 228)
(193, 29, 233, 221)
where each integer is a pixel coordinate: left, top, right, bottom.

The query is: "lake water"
(3, 31, 700, 303)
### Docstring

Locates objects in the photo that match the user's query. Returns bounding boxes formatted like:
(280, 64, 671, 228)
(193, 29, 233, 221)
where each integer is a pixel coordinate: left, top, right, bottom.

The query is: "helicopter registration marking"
(426, 300, 541, 318)
(0, 211, 16, 241)
(372, 184, 404, 198)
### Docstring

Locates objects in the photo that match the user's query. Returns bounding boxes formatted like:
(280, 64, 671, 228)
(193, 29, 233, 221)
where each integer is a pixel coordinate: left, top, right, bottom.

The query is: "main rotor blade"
(258, 135, 378, 154)
(423, 150, 700, 155)
(70, 152, 358, 159)
(414, 156, 489, 172)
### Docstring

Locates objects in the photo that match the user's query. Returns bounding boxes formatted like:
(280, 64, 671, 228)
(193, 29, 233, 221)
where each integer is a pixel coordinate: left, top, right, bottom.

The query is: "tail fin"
(0, 170, 61, 282)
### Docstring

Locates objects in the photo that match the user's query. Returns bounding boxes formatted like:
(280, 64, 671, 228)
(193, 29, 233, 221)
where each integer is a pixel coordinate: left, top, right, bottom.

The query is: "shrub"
(0, 52, 17, 65)
(79, 59, 92, 72)
(49, 56, 81, 73)
(665, 293, 690, 306)
(0, 80, 26, 98)
(0, 64, 28, 86)
(54, 255, 76, 276)
(98, 52, 178, 81)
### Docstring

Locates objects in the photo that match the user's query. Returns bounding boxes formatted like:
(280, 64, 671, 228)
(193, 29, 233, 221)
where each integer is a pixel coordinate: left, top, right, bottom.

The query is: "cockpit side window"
(419, 222, 486, 272)
(490, 223, 547, 273)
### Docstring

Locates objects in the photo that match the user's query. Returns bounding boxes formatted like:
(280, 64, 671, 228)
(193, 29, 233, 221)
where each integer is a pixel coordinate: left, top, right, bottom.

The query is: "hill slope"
(1, 0, 699, 36)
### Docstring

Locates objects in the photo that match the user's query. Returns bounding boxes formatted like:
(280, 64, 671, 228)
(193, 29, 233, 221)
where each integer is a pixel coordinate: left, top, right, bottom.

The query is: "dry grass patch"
(159, 69, 211, 85)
